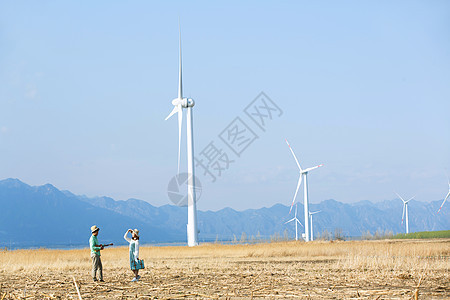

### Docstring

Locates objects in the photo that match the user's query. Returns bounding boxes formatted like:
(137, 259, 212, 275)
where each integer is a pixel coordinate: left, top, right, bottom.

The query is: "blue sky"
(0, 1, 449, 211)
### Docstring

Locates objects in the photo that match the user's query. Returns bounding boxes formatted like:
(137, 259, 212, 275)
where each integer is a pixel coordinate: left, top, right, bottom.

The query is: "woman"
(124, 228, 143, 282)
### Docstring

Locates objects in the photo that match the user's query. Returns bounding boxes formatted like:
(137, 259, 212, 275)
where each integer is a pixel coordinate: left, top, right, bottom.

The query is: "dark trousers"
(91, 255, 103, 280)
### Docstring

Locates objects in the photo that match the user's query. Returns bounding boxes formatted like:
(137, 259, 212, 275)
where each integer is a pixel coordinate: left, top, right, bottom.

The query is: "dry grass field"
(0, 239, 449, 299)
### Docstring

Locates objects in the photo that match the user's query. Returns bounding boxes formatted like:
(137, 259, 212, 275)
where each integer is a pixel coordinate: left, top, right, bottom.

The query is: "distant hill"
(0, 178, 448, 248)
(0, 179, 182, 248)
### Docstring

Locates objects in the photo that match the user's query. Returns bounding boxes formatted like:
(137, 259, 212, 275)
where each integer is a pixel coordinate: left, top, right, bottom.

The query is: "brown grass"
(0, 239, 449, 299)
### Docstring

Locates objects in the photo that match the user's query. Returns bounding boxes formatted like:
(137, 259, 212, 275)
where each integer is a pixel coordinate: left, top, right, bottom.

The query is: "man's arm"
(90, 237, 102, 251)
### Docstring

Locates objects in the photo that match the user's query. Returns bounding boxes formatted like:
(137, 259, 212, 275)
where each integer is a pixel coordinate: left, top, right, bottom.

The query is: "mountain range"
(0, 178, 448, 248)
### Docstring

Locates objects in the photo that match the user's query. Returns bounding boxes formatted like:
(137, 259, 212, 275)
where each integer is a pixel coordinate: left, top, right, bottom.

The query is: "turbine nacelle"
(396, 192, 414, 204)
(285, 217, 303, 227)
(186, 98, 195, 107)
(171, 97, 195, 108)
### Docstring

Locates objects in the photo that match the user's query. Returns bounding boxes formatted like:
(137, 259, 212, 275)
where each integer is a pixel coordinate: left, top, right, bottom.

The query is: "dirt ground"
(0, 239, 449, 299)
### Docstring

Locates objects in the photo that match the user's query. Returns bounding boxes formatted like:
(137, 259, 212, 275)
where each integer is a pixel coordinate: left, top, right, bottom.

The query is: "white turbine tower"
(284, 203, 303, 241)
(285, 139, 323, 242)
(309, 210, 321, 241)
(165, 27, 198, 247)
(437, 179, 450, 214)
(396, 192, 414, 234)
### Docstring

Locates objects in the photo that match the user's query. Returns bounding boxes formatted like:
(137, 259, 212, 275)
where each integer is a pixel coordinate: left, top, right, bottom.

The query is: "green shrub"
(393, 230, 450, 239)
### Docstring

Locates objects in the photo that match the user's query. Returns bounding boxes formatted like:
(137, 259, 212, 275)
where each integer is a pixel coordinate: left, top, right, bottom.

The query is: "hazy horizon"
(0, 177, 446, 213)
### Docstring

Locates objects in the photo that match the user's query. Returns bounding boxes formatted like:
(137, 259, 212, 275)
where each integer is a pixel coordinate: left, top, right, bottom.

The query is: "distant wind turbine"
(309, 210, 321, 241)
(437, 178, 450, 214)
(285, 139, 323, 242)
(396, 192, 414, 234)
(284, 203, 303, 241)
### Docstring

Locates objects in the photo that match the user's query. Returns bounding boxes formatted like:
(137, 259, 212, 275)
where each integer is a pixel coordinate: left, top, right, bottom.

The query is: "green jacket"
(89, 235, 101, 256)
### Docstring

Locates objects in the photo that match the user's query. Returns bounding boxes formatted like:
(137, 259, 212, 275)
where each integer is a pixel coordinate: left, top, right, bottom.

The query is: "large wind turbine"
(309, 210, 321, 241)
(285, 139, 323, 242)
(437, 179, 450, 214)
(396, 192, 414, 234)
(284, 203, 303, 241)
(165, 27, 198, 247)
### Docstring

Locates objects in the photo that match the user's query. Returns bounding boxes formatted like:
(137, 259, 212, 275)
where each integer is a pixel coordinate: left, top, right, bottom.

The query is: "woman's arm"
(123, 229, 132, 243)
(134, 240, 139, 261)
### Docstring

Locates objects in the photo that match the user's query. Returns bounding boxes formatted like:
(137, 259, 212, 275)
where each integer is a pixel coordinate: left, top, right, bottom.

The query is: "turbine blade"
(177, 104, 183, 174)
(304, 164, 324, 173)
(296, 219, 304, 227)
(406, 196, 415, 203)
(437, 191, 450, 213)
(395, 192, 405, 203)
(289, 174, 303, 214)
(178, 24, 183, 100)
(165, 105, 179, 121)
(285, 139, 302, 171)
(439, 174, 450, 213)
(284, 218, 295, 224)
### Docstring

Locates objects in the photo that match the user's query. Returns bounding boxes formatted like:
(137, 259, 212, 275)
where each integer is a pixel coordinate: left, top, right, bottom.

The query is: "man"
(89, 225, 104, 282)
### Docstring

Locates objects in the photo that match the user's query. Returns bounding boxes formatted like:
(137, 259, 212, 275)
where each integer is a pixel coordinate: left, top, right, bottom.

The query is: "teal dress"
(129, 242, 140, 270)
(129, 240, 144, 270)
